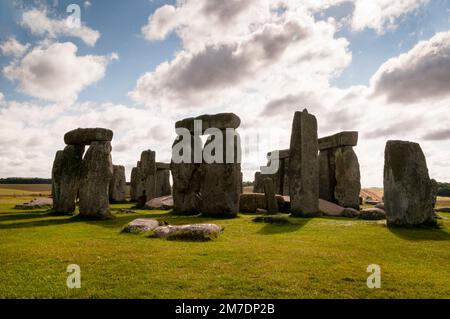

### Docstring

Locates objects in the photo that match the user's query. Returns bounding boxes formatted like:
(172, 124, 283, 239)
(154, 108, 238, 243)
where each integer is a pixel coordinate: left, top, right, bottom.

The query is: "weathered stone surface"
(334, 146, 361, 209)
(375, 202, 385, 210)
(342, 207, 360, 218)
(122, 218, 160, 233)
(359, 208, 386, 220)
(239, 193, 286, 213)
(156, 162, 170, 170)
(145, 195, 174, 210)
(130, 166, 139, 201)
(109, 165, 126, 203)
(153, 224, 223, 241)
(318, 131, 358, 151)
(263, 178, 278, 214)
(384, 140, 437, 227)
(288, 109, 319, 217)
(176, 113, 240, 132)
(318, 199, 344, 216)
(52, 145, 85, 215)
(171, 135, 202, 215)
(79, 141, 114, 219)
(15, 198, 53, 210)
(435, 207, 450, 213)
(199, 132, 241, 218)
(253, 172, 263, 193)
(64, 128, 113, 145)
(135, 150, 157, 203)
(318, 149, 335, 202)
(430, 179, 438, 209)
(51, 150, 64, 207)
(155, 169, 171, 198)
(267, 149, 290, 159)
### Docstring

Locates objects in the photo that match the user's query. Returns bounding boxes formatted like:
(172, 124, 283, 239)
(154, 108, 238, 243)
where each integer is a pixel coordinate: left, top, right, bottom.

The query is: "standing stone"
(200, 132, 241, 217)
(318, 149, 335, 202)
(130, 166, 139, 201)
(253, 172, 263, 193)
(263, 178, 278, 214)
(334, 146, 361, 209)
(109, 165, 126, 203)
(288, 109, 319, 217)
(171, 135, 202, 215)
(51, 150, 64, 206)
(52, 145, 85, 214)
(384, 140, 437, 227)
(135, 150, 156, 203)
(155, 168, 171, 198)
(79, 141, 114, 219)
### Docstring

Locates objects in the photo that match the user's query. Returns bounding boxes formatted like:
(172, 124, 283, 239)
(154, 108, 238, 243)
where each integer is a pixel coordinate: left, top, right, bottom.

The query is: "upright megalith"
(155, 163, 171, 198)
(318, 131, 360, 209)
(383, 140, 437, 227)
(172, 112, 242, 218)
(109, 165, 126, 203)
(52, 145, 85, 214)
(171, 134, 202, 215)
(263, 178, 278, 214)
(79, 141, 114, 219)
(131, 150, 157, 204)
(288, 109, 319, 217)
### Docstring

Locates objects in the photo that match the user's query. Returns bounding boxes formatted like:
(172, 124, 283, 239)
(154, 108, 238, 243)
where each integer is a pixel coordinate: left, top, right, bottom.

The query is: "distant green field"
(0, 184, 51, 196)
(0, 194, 449, 299)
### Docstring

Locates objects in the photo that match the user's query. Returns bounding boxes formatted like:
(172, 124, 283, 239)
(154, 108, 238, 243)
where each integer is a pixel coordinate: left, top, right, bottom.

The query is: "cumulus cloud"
(371, 31, 450, 103)
(351, 0, 428, 33)
(21, 8, 100, 46)
(0, 37, 30, 57)
(3, 42, 118, 103)
(132, 0, 351, 111)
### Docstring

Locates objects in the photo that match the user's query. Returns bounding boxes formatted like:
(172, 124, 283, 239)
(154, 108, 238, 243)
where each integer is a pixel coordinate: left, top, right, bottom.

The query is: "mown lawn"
(0, 194, 449, 299)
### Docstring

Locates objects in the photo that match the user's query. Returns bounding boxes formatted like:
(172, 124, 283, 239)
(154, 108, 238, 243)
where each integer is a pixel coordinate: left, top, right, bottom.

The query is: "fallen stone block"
(145, 195, 174, 210)
(14, 198, 53, 210)
(318, 199, 344, 216)
(153, 224, 223, 241)
(341, 208, 360, 218)
(359, 208, 386, 220)
(122, 218, 160, 233)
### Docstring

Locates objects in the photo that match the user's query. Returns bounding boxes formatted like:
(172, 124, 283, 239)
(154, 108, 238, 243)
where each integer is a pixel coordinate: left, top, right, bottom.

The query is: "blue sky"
(0, 0, 450, 186)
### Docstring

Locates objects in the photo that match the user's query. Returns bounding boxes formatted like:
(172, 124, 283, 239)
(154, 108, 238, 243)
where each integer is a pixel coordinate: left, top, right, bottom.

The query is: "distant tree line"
(437, 182, 450, 197)
(0, 178, 51, 184)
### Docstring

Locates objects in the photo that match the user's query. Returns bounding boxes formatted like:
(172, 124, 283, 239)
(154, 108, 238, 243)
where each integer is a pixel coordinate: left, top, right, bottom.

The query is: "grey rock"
(171, 135, 202, 215)
(52, 145, 85, 215)
(288, 109, 319, 217)
(145, 195, 174, 210)
(318, 149, 335, 202)
(239, 193, 286, 213)
(15, 198, 53, 210)
(155, 168, 171, 198)
(334, 146, 361, 209)
(341, 207, 360, 218)
(79, 141, 114, 219)
(130, 166, 139, 201)
(375, 202, 385, 210)
(64, 128, 113, 145)
(153, 224, 223, 241)
(109, 165, 126, 203)
(384, 140, 437, 227)
(359, 208, 386, 220)
(135, 150, 157, 203)
(263, 178, 278, 214)
(318, 199, 344, 216)
(176, 113, 240, 133)
(122, 218, 160, 233)
(435, 207, 450, 213)
(318, 131, 358, 151)
(156, 162, 170, 170)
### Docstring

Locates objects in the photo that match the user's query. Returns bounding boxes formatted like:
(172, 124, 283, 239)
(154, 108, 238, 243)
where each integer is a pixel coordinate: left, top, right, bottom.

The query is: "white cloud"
(84, 1, 92, 8)
(3, 42, 118, 103)
(371, 30, 450, 103)
(351, 0, 429, 34)
(21, 8, 100, 46)
(0, 37, 30, 57)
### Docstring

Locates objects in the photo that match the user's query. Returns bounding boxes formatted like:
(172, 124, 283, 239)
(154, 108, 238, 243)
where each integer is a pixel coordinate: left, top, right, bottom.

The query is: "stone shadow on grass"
(388, 225, 450, 241)
(256, 217, 310, 235)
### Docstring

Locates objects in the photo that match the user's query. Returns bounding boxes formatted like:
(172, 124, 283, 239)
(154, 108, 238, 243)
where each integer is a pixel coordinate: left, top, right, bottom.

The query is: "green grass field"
(0, 187, 449, 299)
